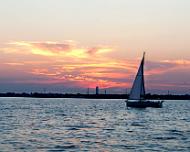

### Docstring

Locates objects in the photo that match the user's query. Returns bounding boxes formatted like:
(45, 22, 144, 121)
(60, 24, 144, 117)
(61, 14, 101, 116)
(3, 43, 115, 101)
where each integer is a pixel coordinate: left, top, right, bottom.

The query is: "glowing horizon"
(0, 40, 190, 94)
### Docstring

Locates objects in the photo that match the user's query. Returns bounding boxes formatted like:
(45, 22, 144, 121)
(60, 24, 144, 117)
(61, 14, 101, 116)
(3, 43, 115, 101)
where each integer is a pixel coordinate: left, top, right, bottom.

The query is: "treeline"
(145, 93, 190, 100)
(0, 92, 128, 99)
(0, 92, 190, 100)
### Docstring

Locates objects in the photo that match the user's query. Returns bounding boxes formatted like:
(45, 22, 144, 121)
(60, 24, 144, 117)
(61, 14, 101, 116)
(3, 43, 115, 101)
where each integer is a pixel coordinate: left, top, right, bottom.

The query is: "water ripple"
(0, 98, 190, 151)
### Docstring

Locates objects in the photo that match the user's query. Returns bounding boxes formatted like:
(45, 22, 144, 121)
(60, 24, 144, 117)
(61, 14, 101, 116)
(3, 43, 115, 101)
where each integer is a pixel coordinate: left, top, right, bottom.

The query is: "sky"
(0, 0, 190, 94)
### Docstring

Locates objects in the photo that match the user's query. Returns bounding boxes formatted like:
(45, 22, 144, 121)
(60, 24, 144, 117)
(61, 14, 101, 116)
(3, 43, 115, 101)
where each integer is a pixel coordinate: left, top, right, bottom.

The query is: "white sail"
(129, 53, 145, 100)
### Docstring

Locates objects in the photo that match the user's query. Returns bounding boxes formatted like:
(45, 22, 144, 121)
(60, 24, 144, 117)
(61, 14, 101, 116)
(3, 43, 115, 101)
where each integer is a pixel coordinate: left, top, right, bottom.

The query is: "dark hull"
(126, 100, 163, 108)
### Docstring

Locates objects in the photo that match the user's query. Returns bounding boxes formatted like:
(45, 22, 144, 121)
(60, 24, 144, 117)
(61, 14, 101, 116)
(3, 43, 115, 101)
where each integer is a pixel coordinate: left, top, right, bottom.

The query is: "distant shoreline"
(0, 93, 190, 100)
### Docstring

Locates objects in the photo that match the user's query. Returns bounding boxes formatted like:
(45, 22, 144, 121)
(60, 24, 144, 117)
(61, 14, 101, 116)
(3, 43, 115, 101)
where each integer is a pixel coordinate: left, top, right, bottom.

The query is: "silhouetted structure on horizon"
(0, 92, 190, 100)
(96, 86, 99, 95)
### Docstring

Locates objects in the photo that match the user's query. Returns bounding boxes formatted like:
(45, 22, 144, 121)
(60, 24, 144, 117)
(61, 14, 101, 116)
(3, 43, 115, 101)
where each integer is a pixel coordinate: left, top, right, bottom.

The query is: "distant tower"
(96, 86, 99, 95)
(105, 89, 107, 94)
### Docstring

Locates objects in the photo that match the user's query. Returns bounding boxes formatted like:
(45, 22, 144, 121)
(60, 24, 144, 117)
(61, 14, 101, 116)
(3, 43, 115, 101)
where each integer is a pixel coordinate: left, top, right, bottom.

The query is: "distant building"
(96, 86, 99, 95)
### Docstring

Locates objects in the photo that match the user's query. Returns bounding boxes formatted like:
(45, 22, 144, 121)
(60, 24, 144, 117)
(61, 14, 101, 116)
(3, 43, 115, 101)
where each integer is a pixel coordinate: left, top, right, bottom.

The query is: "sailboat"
(125, 53, 163, 108)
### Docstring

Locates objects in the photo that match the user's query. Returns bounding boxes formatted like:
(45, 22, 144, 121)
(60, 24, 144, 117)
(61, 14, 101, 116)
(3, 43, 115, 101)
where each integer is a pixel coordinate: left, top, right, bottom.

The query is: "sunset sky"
(0, 0, 190, 94)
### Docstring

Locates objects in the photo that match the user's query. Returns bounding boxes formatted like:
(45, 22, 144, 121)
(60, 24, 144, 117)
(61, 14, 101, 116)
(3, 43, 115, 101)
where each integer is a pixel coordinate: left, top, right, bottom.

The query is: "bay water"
(0, 98, 190, 151)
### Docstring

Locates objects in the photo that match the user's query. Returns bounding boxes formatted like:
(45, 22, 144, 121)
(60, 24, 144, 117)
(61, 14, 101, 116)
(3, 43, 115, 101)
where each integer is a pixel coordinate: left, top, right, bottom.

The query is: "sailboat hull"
(126, 100, 163, 108)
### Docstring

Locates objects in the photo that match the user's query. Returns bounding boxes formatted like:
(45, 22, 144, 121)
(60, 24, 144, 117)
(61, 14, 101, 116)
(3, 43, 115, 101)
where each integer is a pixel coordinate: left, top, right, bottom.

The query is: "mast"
(141, 52, 145, 98)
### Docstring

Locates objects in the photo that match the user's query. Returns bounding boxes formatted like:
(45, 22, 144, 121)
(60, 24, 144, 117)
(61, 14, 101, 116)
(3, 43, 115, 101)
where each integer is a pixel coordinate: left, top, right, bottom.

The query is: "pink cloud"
(1, 40, 190, 93)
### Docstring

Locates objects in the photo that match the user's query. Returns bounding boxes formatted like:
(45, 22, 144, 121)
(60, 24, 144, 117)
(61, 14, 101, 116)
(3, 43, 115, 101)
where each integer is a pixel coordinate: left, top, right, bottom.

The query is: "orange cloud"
(1, 40, 190, 92)
(4, 62, 25, 66)
(7, 41, 113, 59)
(30, 68, 61, 76)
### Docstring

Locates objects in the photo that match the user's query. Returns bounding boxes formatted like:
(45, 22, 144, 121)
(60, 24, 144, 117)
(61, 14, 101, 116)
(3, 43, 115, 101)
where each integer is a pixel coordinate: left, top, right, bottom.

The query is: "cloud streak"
(1, 40, 190, 93)
(7, 41, 113, 58)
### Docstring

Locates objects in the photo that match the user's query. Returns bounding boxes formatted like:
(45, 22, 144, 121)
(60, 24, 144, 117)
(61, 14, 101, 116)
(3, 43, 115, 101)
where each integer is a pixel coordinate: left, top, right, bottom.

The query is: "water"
(0, 98, 190, 151)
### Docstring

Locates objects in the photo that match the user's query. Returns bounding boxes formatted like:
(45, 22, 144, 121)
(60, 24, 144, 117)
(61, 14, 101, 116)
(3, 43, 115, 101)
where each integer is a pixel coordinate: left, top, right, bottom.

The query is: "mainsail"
(129, 53, 145, 100)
